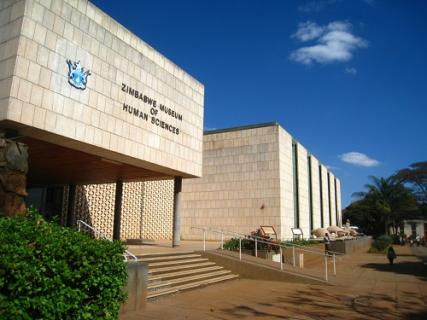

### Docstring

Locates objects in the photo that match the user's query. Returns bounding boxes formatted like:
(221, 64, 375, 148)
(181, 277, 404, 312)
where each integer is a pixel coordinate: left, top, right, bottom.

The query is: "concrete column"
(172, 177, 182, 247)
(66, 184, 76, 227)
(113, 180, 123, 241)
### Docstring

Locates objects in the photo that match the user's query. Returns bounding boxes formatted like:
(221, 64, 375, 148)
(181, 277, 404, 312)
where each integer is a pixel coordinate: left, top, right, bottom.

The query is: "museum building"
(0, 0, 204, 245)
(0, 0, 341, 242)
(181, 123, 342, 241)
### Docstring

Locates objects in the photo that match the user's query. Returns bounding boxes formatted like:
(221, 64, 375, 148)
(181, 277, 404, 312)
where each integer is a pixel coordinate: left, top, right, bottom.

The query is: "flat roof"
(204, 122, 279, 135)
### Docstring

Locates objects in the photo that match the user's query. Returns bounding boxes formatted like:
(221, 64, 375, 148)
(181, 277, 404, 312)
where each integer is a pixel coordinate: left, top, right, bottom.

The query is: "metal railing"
(77, 220, 137, 262)
(191, 226, 339, 281)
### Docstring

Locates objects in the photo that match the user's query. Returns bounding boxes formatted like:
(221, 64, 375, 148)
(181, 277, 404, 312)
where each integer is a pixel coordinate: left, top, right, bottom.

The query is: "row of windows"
(292, 142, 340, 229)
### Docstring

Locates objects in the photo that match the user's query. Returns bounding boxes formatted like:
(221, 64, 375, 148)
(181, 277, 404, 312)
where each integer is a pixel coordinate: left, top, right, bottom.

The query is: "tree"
(348, 175, 418, 236)
(396, 161, 427, 204)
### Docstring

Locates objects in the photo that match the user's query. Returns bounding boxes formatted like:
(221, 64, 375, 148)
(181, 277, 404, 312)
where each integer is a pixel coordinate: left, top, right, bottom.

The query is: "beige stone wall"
(2, 0, 204, 178)
(62, 180, 174, 240)
(278, 127, 295, 240)
(296, 144, 310, 237)
(0, 0, 24, 120)
(182, 125, 281, 240)
(320, 165, 330, 227)
(335, 178, 342, 226)
(329, 172, 337, 226)
(310, 155, 322, 230)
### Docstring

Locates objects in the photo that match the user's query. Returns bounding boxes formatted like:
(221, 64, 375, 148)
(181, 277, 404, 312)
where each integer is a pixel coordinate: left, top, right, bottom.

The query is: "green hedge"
(0, 212, 127, 319)
(369, 235, 393, 253)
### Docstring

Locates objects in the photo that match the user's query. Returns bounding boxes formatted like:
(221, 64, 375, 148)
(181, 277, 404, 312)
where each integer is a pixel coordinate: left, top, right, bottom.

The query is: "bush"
(369, 235, 392, 253)
(390, 233, 401, 245)
(0, 210, 127, 319)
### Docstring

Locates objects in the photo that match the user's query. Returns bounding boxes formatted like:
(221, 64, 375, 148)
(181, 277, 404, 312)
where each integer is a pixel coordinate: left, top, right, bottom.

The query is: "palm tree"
(352, 176, 417, 235)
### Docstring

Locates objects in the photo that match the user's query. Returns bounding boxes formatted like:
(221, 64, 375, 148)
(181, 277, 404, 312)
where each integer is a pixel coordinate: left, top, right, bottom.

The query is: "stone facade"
(181, 123, 342, 241)
(0, 135, 28, 216)
(0, 0, 204, 178)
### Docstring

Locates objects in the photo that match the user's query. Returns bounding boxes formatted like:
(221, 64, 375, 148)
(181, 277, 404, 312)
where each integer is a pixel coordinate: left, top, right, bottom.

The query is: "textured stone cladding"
(278, 127, 295, 240)
(329, 172, 337, 226)
(61, 180, 174, 240)
(296, 143, 310, 237)
(309, 156, 322, 230)
(181, 124, 342, 241)
(335, 178, 342, 226)
(320, 165, 330, 227)
(0, 0, 24, 117)
(181, 126, 281, 240)
(0, 0, 204, 177)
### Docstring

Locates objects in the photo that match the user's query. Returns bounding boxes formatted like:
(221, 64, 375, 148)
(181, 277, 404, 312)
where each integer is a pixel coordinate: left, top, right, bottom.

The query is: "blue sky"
(91, 0, 427, 207)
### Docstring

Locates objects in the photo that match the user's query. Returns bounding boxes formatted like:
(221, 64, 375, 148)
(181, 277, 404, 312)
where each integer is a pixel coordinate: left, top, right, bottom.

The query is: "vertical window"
(319, 165, 324, 228)
(292, 141, 299, 228)
(327, 172, 332, 226)
(308, 155, 313, 232)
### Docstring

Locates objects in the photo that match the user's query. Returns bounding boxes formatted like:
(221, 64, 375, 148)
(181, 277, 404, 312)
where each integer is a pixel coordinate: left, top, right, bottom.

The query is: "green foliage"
(369, 235, 392, 253)
(396, 161, 427, 204)
(345, 174, 419, 236)
(390, 233, 401, 245)
(0, 210, 127, 320)
(282, 239, 315, 246)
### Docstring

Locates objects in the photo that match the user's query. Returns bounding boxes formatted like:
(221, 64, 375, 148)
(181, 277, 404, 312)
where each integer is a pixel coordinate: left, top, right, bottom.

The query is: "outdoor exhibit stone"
(0, 137, 28, 217)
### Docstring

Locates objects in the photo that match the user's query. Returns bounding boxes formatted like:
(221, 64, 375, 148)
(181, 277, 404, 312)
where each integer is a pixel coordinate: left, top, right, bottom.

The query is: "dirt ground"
(123, 245, 427, 320)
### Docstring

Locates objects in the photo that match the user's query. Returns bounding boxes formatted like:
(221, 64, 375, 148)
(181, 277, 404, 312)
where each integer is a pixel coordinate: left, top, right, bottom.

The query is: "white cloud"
(290, 21, 368, 65)
(298, 0, 343, 13)
(345, 67, 357, 75)
(339, 152, 380, 167)
(292, 22, 324, 42)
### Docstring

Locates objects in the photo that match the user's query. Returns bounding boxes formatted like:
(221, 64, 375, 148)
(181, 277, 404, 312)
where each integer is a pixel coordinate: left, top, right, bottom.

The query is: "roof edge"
(204, 122, 279, 135)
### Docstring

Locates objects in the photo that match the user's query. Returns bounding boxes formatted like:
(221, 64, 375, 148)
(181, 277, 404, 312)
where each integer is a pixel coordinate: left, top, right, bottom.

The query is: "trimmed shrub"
(0, 211, 127, 319)
(369, 235, 392, 253)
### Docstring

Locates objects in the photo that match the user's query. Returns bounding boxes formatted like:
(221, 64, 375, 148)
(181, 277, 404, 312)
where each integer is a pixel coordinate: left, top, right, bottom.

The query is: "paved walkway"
(122, 245, 427, 320)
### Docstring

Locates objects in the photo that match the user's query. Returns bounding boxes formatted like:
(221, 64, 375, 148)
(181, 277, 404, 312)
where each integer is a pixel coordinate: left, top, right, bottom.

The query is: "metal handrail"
(191, 226, 338, 281)
(76, 220, 137, 262)
(191, 226, 342, 256)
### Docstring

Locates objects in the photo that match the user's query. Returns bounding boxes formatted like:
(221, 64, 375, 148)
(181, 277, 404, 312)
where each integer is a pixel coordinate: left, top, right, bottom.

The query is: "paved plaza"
(123, 245, 427, 320)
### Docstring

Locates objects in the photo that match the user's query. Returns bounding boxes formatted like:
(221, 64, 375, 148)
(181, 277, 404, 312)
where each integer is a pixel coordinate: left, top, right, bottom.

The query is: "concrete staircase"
(137, 251, 239, 299)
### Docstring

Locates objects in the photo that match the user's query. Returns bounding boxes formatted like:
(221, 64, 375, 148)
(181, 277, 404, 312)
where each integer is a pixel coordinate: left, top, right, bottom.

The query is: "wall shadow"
(360, 261, 427, 281)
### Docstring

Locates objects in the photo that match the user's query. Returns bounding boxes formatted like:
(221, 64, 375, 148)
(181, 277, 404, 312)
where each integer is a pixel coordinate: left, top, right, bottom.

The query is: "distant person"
(324, 233, 331, 255)
(416, 235, 421, 246)
(387, 246, 397, 265)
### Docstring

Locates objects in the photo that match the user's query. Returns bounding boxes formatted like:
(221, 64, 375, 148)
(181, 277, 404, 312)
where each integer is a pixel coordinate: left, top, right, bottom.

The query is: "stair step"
(147, 281, 172, 291)
(148, 266, 224, 281)
(148, 262, 216, 274)
(147, 288, 178, 299)
(138, 254, 201, 262)
(147, 274, 239, 299)
(148, 258, 209, 267)
(167, 270, 232, 286)
(136, 251, 195, 258)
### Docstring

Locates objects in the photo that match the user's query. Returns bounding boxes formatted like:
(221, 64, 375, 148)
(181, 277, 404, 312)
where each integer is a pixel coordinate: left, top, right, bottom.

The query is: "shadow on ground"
(219, 286, 410, 320)
(360, 261, 427, 281)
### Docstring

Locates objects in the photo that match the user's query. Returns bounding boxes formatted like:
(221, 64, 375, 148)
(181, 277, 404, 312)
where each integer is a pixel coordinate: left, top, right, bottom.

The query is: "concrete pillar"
(172, 177, 182, 247)
(66, 184, 76, 227)
(113, 180, 123, 241)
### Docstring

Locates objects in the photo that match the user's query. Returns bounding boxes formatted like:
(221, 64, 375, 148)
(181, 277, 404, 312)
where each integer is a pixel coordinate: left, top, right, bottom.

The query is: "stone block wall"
(182, 125, 281, 240)
(0, 135, 28, 216)
(2, 0, 204, 178)
(278, 126, 295, 240)
(181, 123, 342, 241)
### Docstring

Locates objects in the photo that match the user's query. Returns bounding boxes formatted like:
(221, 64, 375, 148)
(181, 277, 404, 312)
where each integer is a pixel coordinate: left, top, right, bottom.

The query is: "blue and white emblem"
(66, 59, 91, 90)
